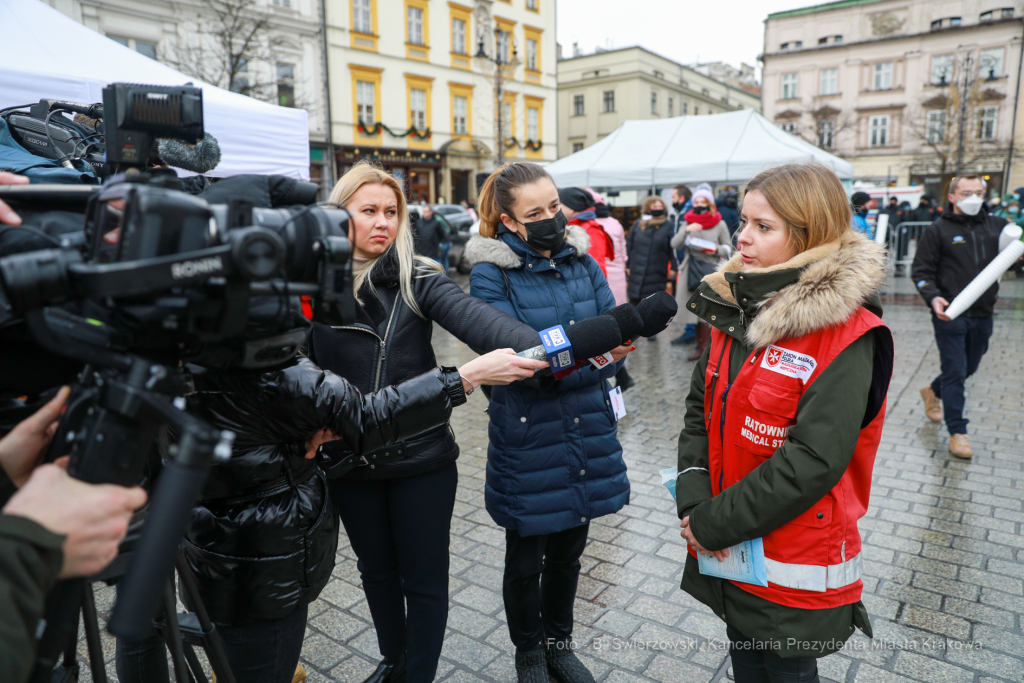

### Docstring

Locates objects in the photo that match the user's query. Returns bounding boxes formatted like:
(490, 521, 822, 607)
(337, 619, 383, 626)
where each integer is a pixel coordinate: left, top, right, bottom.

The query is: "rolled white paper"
(944, 238, 1024, 320)
(874, 213, 889, 246)
(999, 224, 1023, 252)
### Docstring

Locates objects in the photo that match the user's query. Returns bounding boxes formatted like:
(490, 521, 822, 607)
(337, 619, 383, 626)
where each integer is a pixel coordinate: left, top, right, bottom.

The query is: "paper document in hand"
(660, 466, 678, 500)
(684, 235, 718, 252)
(696, 537, 769, 587)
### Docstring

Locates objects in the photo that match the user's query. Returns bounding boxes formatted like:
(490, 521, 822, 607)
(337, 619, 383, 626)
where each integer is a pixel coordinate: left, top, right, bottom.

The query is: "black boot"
(361, 654, 407, 683)
(515, 649, 549, 683)
(547, 642, 596, 683)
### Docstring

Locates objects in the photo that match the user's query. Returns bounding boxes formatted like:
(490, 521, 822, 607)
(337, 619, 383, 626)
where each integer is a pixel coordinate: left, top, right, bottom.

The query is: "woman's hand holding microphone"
(458, 349, 549, 391)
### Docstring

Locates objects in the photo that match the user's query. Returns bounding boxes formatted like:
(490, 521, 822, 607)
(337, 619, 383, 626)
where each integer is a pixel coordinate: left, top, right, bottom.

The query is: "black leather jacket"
(183, 357, 466, 624)
(309, 252, 540, 480)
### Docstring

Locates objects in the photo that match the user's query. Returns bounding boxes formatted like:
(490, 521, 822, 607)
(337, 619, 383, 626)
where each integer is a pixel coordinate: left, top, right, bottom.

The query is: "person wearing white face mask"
(911, 174, 1011, 459)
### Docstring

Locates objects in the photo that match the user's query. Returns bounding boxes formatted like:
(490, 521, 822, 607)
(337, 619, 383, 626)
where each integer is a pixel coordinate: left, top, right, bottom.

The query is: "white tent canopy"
(0, 0, 310, 179)
(546, 109, 853, 190)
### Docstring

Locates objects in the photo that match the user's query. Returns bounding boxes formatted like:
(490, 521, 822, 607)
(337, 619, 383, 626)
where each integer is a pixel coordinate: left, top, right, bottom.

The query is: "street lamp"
(475, 26, 518, 166)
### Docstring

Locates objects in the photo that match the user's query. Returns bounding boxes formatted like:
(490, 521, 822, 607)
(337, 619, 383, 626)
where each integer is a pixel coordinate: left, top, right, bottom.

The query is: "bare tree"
(163, 0, 296, 106)
(774, 104, 858, 156)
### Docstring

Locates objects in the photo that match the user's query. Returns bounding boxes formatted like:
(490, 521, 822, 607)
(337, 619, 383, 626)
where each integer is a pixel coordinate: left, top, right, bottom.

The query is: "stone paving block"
(452, 585, 503, 614)
(899, 605, 971, 640)
(974, 624, 1024, 657)
(584, 540, 637, 564)
(589, 562, 647, 588)
(447, 605, 500, 638)
(678, 612, 728, 642)
(594, 609, 644, 638)
(979, 586, 1024, 614)
(853, 663, 917, 683)
(637, 576, 677, 598)
(625, 594, 687, 626)
(460, 563, 504, 592)
(944, 597, 1016, 629)
(876, 583, 943, 610)
(319, 579, 365, 609)
(643, 653, 714, 683)
(587, 637, 656, 672)
(309, 607, 370, 643)
(946, 646, 1024, 681)
(817, 654, 852, 683)
(440, 633, 500, 671)
(329, 654, 378, 682)
(910, 572, 979, 601)
(595, 585, 638, 609)
(300, 633, 351, 671)
(893, 554, 959, 579)
(893, 651, 973, 683)
(440, 668, 489, 683)
(623, 554, 680, 579)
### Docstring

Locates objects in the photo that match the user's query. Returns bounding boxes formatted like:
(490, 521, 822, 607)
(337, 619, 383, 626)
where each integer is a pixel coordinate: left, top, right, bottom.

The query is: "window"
(817, 119, 835, 149)
(654, 70, 664, 79)
(682, 102, 688, 115)
(500, 101, 512, 137)
(110, 36, 157, 60)
(272, 0, 291, 6)
(980, 48, 1004, 78)
(357, 81, 376, 126)
(694, 105, 699, 115)
(834, 35, 843, 43)
(497, 30, 510, 63)
(819, 37, 827, 45)
(603, 90, 614, 112)
(931, 55, 953, 85)
(410, 88, 426, 129)
(231, 58, 249, 94)
(819, 68, 838, 95)
(932, 17, 961, 29)
(873, 62, 893, 90)
(668, 98, 674, 117)
(276, 63, 295, 107)
(572, 142, 584, 153)
(453, 95, 468, 134)
(780, 122, 796, 134)
(869, 115, 890, 147)
(780, 42, 789, 50)
(407, 6, 424, 45)
(950, 17, 961, 26)
(526, 39, 538, 71)
(781, 72, 798, 99)
(1004, 7, 1015, 18)
(651, 91, 658, 115)
(573, 94, 584, 116)
(452, 18, 466, 54)
(353, 0, 372, 33)
(527, 107, 539, 140)
(527, 0, 538, 9)
(926, 110, 946, 143)
(979, 106, 998, 139)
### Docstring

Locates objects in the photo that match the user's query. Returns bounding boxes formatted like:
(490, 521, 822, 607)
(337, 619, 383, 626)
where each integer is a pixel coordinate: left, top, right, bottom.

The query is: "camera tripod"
(40, 550, 238, 683)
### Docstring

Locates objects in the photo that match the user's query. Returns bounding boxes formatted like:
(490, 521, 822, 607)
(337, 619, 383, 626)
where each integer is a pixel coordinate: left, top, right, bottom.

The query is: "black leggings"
(727, 625, 819, 683)
(330, 463, 458, 683)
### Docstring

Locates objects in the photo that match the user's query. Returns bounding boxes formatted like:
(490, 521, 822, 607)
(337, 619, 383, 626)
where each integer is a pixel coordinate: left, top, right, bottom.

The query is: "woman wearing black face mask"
(626, 196, 676, 328)
(464, 163, 634, 683)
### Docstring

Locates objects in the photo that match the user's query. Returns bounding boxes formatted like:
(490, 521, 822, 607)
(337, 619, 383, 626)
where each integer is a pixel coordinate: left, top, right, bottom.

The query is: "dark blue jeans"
(727, 626, 819, 683)
(330, 463, 458, 683)
(115, 603, 308, 683)
(930, 314, 994, 435)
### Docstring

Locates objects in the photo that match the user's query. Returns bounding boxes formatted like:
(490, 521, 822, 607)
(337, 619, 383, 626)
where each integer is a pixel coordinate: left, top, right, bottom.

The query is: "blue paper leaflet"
(539, 324, 574, 370)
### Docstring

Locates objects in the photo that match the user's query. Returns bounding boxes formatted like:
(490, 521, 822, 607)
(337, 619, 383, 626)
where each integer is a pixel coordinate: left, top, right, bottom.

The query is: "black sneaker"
(515, 649, 549, 683)
(546, 643, 595, 683)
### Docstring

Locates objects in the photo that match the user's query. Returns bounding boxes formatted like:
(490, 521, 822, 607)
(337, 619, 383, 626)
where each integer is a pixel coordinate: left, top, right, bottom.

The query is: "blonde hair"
(638, 195, 667, 232)
(743, 163, 852, 254)
(328, 161, 441, 317)
(477, 162, 554, 239)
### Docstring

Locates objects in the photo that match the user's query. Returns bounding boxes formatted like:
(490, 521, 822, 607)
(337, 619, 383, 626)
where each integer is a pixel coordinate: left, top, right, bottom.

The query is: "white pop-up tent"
(0, 0, 311, 179)
(546, 109, 853, 190)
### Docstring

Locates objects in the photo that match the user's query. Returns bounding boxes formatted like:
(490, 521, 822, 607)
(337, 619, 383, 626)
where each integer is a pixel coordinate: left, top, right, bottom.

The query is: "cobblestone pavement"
(78, 276, 1024, 683)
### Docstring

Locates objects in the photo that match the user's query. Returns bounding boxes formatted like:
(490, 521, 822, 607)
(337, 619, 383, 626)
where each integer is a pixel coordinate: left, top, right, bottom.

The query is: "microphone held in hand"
(602, 303, 643, 344)
(515, 315, 624, 366)
(636, 291, 678, 337)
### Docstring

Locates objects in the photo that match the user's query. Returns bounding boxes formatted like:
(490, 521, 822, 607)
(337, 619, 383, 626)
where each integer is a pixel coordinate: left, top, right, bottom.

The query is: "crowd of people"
(0, 158, 1016, 683)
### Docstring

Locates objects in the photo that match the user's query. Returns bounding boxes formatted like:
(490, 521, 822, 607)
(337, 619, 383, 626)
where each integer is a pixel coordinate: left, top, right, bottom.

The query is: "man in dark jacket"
(912, 174, 1010, 459)
(413, 206, 450, 260)
(715, 189, 741, 236)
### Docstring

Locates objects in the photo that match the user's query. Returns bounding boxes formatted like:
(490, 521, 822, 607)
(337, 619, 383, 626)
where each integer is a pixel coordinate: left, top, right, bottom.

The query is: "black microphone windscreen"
(564, 315, 622, 359)
(157, 133, 222, 174)
(636, 291, 679, 337)
(602, 304, 643, 344)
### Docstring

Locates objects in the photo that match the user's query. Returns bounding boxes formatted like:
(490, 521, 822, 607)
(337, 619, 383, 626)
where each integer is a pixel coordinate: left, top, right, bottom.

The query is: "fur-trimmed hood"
(463, 225, 590, 270)
(701, 230, 886, 349)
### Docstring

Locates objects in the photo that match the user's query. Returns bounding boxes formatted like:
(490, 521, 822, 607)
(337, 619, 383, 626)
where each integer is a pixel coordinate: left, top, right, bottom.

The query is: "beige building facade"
(762, 0, 1024, 198)
(325, 0, 558, 203)
(556, 47, 761, 159)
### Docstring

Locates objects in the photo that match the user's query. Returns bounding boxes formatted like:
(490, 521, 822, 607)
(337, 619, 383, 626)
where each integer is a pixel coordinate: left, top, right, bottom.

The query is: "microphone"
(602, 304, 643, 344)
(636, 291, 678, 337)
(515, 315, 624, 366)
(157, 133, 222, 174)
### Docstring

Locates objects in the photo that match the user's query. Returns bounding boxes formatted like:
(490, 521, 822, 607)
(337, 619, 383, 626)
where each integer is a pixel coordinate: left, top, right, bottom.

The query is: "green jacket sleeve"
(676, 346, 713, 519)
(690, 333, 875, 551)
(0, 514, 64, 683)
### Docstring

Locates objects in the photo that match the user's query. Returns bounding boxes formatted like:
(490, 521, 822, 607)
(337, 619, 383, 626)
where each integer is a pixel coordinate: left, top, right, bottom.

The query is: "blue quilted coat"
(466, 226, 630, 537)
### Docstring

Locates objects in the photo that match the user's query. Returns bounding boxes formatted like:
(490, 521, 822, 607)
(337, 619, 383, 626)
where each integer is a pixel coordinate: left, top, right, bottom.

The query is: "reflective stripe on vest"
(764, 553, 863, 593)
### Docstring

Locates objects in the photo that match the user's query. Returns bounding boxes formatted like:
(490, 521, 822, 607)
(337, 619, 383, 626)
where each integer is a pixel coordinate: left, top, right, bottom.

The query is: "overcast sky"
(554, 0, 820, 77)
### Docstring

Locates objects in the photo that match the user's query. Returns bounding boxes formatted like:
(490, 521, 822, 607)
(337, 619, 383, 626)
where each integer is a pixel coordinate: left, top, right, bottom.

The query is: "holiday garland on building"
(358, 119, 432, 140)
(503, 137, 543, 151)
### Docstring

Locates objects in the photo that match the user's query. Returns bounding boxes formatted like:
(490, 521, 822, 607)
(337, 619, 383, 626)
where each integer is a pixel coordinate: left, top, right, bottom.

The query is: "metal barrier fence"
(886, 221, 932, 275)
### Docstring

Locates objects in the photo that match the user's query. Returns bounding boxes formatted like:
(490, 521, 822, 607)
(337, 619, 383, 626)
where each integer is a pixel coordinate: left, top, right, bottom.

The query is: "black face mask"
(692, 206, 709, 215)
(672, 202, 686, 212)
(649, 209, 666, 217)
(521, 211, 567, 252)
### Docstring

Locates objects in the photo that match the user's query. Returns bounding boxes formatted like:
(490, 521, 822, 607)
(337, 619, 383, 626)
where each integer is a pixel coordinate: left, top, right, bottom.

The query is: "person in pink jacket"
(586, 188, 628, 306)
(586, 188, 635, 391)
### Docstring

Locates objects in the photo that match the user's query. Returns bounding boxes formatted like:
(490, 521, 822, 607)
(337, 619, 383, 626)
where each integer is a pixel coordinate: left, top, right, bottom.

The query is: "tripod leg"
(81, 583, 109, 683)
(175, 552, 237, 683)
(161, 582, 195, 683)
(182, 645, 210, 683)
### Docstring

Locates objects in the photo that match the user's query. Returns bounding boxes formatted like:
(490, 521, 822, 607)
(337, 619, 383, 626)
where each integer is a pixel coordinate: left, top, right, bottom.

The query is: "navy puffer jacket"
(465, 226, 630, 537)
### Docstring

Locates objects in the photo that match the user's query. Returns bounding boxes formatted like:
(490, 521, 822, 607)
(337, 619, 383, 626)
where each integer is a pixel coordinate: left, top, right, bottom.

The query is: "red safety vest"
(696, 307, 888, 610)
